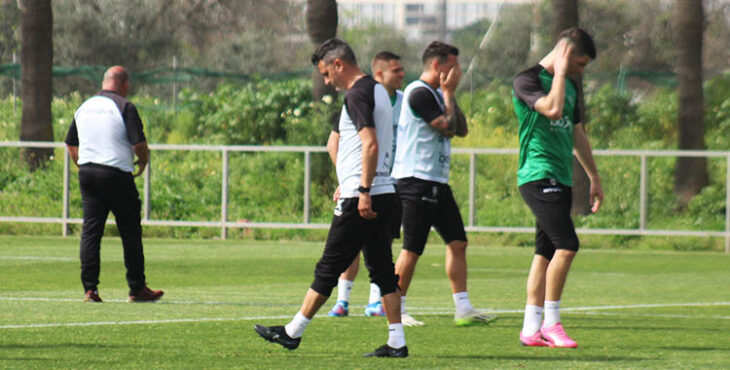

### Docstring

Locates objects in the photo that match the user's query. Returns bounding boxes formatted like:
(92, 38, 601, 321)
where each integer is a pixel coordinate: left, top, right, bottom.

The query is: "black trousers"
(79, 163, 146, 293)
(311, 193, 399, 297)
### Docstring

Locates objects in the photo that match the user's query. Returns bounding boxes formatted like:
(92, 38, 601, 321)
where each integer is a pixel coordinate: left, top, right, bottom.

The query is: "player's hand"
(358, 192, 377, 220)
(554, 39, 572, 77)
(132, 160, 146, 178)
(590, 177, 604, 213)
(332, 186, 341, 202)
(440, 62, 462, 94)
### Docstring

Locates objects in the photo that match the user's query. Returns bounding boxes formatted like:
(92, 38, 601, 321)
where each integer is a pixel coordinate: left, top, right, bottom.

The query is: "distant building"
(334, 0, 531, 39)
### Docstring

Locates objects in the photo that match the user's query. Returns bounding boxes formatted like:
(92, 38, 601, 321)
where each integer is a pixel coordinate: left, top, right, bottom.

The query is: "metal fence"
(1, 141, 729, 254)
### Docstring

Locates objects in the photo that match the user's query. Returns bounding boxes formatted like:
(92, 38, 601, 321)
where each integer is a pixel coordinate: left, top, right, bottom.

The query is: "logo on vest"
(439, 153, 449, 164)
(550, 116, 572, 130)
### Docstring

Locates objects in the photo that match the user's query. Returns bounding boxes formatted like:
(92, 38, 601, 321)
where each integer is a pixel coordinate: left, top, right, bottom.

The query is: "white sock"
(522, 304, 543, 336)
(400, 295, 407, 314)
(336, 279, 354, 303)
(368, 283, 381, 305)
(453, 291, 474, 317)
(284, 311, 311, 339)
(387, 323, 406, 349)
(544, 300, 561, 328)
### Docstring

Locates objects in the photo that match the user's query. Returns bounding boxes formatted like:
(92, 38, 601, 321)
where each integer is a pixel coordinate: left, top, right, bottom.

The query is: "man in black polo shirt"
(65, 66, 163, 303)
(253, 39, 407, 358)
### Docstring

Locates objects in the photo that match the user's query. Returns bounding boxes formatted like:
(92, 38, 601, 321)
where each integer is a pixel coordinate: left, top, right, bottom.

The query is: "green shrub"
(179, 79, 316, 145)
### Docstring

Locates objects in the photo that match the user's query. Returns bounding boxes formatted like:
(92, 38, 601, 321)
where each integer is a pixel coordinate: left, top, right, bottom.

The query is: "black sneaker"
(363, 344, 409, 358)
(253, 324, 301, 350)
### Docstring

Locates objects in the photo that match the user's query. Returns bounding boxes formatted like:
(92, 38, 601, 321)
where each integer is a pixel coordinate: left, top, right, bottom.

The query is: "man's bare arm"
(66, 145, 79, 167)
(573, 123, 603, 213)
(132, 141, 149, 177)
(326, 131, 339, 165)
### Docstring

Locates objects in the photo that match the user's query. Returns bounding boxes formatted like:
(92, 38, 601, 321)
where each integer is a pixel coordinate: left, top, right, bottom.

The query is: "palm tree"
(18, 0, 54, 171)
(552, 0, 591, 215)
(674, 0, 707, 207)
(306, 0, 338, 102)
(553, 0, 579, 35)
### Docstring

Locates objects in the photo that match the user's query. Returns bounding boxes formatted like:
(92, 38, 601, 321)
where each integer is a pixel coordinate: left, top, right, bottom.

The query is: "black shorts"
(397, 177, 467, 256)
(390, 185, 402, 239)
(519, 178, 579, 260)
(311, 193, 399, 297)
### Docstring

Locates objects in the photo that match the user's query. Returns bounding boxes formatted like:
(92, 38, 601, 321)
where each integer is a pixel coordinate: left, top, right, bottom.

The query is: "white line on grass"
(1, 301, 729, 330)
(572, 311, 730, 320)
(0, 256, 76, 261)
(0, 297, 301, 306)
(407, 301, 730, 313)
(0, 315, 294, 329)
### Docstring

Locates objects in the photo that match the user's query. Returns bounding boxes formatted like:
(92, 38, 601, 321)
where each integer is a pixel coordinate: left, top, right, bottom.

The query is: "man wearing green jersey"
(512, 28, 603, 348)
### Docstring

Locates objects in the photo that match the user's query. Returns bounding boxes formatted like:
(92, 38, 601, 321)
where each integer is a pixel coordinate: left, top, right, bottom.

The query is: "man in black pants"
(65, 65, 163, 303)
(253, 39, 407, 358)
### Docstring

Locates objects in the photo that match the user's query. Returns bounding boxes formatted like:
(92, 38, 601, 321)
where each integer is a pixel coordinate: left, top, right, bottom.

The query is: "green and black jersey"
(512, 65, 583, 187)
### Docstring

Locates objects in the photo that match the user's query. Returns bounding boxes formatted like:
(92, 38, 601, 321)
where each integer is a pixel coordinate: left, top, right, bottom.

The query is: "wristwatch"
(358, 185, 371, 194)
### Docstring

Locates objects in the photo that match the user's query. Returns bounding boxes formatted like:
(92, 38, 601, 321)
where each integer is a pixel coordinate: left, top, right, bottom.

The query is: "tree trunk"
(18, 0, 54, 171)
(553, 0, 579, 36)
(306, 0, 338, 102)
(552, 0, 591, 215)
(674, 0, 707, 207)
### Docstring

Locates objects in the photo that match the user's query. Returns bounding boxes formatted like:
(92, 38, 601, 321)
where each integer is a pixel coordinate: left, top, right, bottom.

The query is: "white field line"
(0, 297, 302, 305)
(0, 315, 293, 329)
(1, 300, 729, 330)
(0, 256, 76, 261)
(571, 311, 730, 320)
(410, 301, 730, 313)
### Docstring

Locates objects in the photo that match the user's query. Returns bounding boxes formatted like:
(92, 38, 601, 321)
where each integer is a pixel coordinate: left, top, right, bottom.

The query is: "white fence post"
(62, 149, 70, 237)
(469, 152, 476, 227)
(639, 154, 648, 231)
(304, 150, 311, 224)
(143, 156, 151, 221)
(221, 149, 229, 240)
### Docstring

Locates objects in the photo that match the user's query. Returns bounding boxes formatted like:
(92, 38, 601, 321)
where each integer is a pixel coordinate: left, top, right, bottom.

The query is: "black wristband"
(358, 185, 371, 193)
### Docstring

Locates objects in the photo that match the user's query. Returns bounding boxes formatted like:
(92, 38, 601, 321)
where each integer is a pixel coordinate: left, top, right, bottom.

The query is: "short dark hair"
(371, 51, 401, 71)
(557, 27, 597, 60)
(421, 41, 459, 65)
(311, 38, 358, 66)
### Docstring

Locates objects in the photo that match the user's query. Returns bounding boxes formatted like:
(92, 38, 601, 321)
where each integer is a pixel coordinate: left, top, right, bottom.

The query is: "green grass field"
(1, 235, 729, 369)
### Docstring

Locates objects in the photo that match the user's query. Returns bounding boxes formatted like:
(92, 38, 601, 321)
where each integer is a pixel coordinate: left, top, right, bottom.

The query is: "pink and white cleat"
(519, 331, 553, 347)
(540, 322, 578, 348)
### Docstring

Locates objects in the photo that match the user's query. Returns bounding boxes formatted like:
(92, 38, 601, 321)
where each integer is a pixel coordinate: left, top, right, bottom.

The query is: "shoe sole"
(454, 315, 499, 327)
(365, 353, 409, 358)
(543, 340, 578, 348)
(253, 325, 298, 350)
(127, 297, 163, 303)
(520, 341, 554, 347)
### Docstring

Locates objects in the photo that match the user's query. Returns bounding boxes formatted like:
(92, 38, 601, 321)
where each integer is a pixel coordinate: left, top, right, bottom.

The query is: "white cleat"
(454, 309, 498, 327)
(401, 313, 425, 327)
